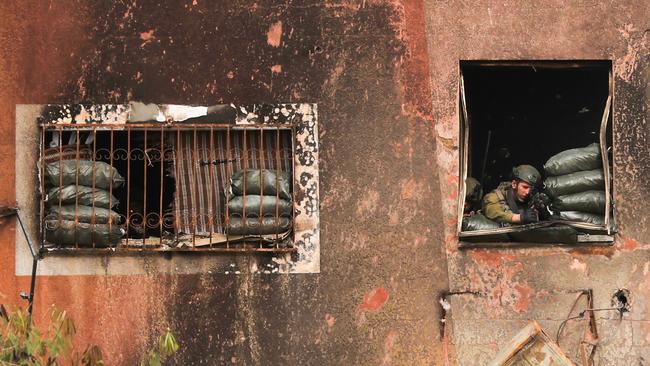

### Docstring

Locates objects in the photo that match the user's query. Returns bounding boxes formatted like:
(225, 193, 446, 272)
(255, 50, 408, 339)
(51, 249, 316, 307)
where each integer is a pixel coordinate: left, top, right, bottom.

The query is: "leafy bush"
(0, 305, 178, 366)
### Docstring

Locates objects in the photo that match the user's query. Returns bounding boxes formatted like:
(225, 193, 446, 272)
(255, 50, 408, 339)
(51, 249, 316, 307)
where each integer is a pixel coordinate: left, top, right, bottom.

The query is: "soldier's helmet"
(465, 177, 482, 201)
(512, 165, 541, 186)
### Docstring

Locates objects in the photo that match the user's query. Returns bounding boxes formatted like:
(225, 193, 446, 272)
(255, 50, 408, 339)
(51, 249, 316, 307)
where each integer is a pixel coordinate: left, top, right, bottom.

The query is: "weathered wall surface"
(3, 1, 649, 365)
(423, 1, 650, 364)
(0, 1, 449, 365)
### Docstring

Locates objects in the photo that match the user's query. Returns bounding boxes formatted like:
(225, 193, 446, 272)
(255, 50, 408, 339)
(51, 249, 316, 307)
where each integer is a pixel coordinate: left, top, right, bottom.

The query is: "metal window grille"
(39, 123, 297, 253)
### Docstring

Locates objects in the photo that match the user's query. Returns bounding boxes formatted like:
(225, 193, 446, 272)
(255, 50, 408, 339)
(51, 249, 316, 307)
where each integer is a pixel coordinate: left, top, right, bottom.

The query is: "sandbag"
(47, 205, 121, 224)
(44, 220, 124, 247)
(558, 211, 605, 226)
(45, 185, 119, 209)
(544, 169, 605, 197)
(543, 143, 601, 176)
(227, 216, 291, 235)
(462, 214, 501, 231)
(509, 225, 578, 244)
(553, 190, 606, 214)
(45, 160, 125, 190)
(227, 195, 292, 216)
(229, 169, 291, 200)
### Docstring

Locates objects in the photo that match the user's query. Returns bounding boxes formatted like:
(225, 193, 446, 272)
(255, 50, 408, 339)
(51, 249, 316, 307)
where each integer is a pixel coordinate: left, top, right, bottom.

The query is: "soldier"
(482, 165, 541, 224)
(464, 177, 482, 215)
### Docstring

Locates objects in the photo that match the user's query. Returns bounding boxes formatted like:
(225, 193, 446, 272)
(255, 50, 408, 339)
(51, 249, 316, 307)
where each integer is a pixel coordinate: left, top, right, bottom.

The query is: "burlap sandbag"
(462, 214, 501, 231)
(558, 211, 605, 226)
(544, 169, 605, 197)
(47, 205, 121, 224)
(553, 190, 606, 214)
(229, 169, 291, 200)
(45, 160, 125, 190)
(543, 143, 601, 176)
(227, 216, 291, 235)
(45, 185, 119, 209)
(44, 220, 124, 247)
(227, 195, 292, 216)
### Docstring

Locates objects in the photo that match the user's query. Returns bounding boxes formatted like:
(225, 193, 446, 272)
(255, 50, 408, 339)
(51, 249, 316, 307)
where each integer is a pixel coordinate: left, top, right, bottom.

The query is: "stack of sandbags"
(543, 143, 606, 225)
(44, 159, 125, 247)
(461, 214, 501, 231)
(226, 169, 292, 235)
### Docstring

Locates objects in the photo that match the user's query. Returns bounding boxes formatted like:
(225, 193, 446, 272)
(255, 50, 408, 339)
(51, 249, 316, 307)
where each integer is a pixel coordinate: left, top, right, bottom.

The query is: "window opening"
(458, 61, 614, 246)
(40, 123, 296, 253)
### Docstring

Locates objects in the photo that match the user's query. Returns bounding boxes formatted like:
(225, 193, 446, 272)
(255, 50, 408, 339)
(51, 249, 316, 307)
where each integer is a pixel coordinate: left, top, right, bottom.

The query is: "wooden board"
(489, 321, 575, 366)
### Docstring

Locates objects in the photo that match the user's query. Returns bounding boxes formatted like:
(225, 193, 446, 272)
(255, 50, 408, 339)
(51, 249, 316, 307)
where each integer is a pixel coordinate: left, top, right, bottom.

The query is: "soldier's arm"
(483, 193, 517, 223)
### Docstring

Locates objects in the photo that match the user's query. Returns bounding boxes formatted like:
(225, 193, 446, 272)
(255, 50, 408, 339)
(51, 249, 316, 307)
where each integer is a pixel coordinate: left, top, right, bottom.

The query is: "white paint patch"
(570, 258, 587, 273)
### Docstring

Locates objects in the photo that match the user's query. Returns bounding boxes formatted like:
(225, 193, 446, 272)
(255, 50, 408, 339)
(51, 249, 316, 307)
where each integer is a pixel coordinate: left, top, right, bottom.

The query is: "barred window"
(38, 106, 307, 254)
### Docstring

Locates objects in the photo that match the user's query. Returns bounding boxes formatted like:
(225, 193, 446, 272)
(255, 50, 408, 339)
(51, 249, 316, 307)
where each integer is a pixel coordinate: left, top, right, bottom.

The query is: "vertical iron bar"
(225, 127, 231, 248)
(39, 128, 45, 252)
(243, 127, 248, 238)
(291, 125, 296, 247)
(57, 126, 63, 249)
(275, 127, 281, 246)
(126, 128, 131, 247)
(143, 127, 148, 246)
(259, 128, 264, 248)
(174, 128, 181, 245)
(159, 126, 164, 246)
(208, 127, 216, 248)
(74, 129, 80, 248)
(91, 128, 97, 248)
(192, 128, 198, 248)
(109, 127, 115, 247)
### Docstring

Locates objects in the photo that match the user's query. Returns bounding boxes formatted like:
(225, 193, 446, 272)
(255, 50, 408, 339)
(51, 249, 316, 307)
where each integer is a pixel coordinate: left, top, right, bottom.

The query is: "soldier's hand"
(521, 209, 539, 224)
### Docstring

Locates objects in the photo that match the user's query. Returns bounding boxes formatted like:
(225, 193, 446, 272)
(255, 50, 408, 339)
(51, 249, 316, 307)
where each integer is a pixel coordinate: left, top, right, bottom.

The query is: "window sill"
(458, 220, 615, 248)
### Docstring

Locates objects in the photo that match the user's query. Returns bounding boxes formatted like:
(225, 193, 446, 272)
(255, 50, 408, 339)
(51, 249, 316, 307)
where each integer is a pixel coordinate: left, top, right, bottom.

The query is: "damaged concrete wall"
(3, 0, 648, 365)
(423, 1, 650, 364)
(0, 1, 448, 365)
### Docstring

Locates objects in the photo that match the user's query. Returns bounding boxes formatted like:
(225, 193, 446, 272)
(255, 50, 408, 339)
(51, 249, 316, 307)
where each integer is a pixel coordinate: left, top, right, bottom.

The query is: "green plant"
(0, 304, 101, 366)
(140, 329, 179, 366)
(0, 305, 179, 366)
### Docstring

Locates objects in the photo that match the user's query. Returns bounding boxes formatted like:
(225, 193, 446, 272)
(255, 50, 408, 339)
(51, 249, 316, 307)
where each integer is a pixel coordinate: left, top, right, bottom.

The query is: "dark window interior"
(462, 62, 611, 193)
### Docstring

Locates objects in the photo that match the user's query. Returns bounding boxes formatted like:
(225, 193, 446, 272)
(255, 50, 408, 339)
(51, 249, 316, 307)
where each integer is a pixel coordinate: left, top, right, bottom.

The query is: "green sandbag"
(44, 220, 124, 247)
(509, 225, 578, 244)
(559, 211, 605, 225)
(462, 214, 501, 231)
(45, 185, 119, 209)
(45, 160, 125, 190)
(229, 169, 291, 200)
(553, 190, 605, 214)
(227, 216, 291, 235)
(47, 205, 121, 224)
(227, 195, 292, 216)
(543, 143, 601, 176)
(544, 169, 604, 197)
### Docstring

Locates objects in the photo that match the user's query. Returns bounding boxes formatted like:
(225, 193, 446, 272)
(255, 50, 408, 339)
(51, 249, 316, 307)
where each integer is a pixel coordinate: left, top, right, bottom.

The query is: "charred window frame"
(457, 61, 614, 247)
(39, 123, 298, 254)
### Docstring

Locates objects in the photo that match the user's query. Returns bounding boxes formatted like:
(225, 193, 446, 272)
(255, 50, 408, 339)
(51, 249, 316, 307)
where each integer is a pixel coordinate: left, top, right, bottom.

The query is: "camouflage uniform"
(482, 182, 528, 223)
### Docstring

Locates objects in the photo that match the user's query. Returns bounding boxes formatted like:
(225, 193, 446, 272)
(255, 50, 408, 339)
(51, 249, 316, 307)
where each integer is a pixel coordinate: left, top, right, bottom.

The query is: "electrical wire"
(556, 306, 623, 344)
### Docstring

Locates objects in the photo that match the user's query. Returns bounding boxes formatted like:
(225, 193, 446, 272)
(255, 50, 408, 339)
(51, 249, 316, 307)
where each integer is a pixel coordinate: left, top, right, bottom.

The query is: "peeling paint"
(266, 21, 282, 47)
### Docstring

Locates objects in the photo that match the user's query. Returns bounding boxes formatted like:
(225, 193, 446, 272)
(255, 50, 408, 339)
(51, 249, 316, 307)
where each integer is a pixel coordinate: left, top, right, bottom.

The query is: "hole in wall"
(611, 288, 631, 313)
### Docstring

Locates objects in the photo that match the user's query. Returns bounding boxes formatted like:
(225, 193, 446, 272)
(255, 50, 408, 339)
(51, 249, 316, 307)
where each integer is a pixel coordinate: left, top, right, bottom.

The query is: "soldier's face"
(512, 180, 532, 202)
